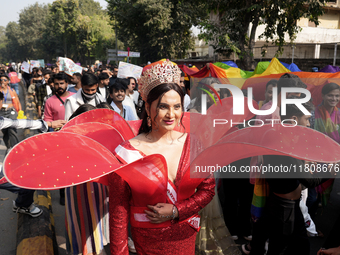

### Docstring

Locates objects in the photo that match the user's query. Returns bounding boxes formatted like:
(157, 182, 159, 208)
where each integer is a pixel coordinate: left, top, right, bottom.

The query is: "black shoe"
(60, 196, 65, 206)
(13, 201, 43, 217)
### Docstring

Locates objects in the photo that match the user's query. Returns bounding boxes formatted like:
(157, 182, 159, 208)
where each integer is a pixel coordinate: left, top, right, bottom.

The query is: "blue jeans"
(0, 172, 34, 207)
(306, 187, 318, 220)
(10, 83, 19, 96)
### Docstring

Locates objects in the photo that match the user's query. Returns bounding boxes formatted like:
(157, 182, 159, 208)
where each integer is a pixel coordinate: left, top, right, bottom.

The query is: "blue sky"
(0, 0, 108, 27)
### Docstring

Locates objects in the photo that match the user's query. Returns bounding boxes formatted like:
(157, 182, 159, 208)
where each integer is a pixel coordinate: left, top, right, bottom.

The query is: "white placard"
(30, 60, 40, 68)
(58, 57, 83, 76)
(117, 62, 143, 79)
(21, 61, 30, 74)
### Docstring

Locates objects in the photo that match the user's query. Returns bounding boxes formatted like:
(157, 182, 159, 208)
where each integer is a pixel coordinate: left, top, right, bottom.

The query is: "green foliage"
(0, 26, 8, 63)
(16, 3, 49, 54)
(75, 14, 121, 61)
(199, 0, 328, 69)
(45, 0, 80, 58)
(1, 0, 118, 64)
(4, 3, 49, 61)
(107, 0, 208, 63)
(5, 22, 21, 61)
(79, 0, 103, 16)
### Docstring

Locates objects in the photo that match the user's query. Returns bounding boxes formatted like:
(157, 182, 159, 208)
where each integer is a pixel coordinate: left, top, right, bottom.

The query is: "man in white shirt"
(64, 73, 105, 120)
(109, 80, 138, 121)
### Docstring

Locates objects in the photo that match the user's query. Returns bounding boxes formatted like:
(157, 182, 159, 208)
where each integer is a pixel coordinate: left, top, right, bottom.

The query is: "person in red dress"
(109, 60, 215, 254)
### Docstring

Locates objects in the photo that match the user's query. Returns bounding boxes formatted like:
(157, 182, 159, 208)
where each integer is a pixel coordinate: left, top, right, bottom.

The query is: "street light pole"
(334, 43, 337, 66)
(115, 19, 118, 64)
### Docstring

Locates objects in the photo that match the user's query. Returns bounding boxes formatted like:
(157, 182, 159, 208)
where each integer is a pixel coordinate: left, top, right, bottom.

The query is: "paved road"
(0, 141, 17, 255)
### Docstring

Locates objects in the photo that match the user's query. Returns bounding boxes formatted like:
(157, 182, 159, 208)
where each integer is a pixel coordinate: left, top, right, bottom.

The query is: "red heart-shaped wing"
(191, 124, 340, 179)
(61, 122, 125, 153)
(63, 109, 135, 140)
(3, 132, 120, 190)
(189, 97, 257, 149)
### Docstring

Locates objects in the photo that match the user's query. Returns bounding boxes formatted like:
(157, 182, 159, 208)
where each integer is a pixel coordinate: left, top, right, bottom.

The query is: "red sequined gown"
(109, 135, 215, 255)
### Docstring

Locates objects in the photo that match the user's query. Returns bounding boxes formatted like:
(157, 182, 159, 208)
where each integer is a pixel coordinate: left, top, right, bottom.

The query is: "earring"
(177, 121, 180, 127)
(147, 116, 151, 127)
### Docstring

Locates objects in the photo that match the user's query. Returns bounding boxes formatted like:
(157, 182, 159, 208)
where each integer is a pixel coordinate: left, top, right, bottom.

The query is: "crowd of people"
(0, 59, 340, 255)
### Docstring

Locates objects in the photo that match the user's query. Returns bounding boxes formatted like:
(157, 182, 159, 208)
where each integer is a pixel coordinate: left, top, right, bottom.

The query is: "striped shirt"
(0, 117, 48, 133)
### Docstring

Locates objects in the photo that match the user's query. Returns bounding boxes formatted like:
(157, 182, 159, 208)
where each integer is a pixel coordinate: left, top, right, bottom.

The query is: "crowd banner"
(58, 57, 83, 76)
(117, 62, 143, 79)
(242, 71, 340, 106)
(30, 60, 40, 69)
(38, 59, 45, 68)
(21, 61, 30, 74)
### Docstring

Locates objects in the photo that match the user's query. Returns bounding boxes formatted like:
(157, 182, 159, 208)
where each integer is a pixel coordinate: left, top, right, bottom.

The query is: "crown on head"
(138, 60, 181, 101)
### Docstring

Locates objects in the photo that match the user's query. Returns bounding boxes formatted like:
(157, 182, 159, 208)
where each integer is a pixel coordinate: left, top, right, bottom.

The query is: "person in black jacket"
(244, 98, 335, 255)
(264, 99, 334, 255)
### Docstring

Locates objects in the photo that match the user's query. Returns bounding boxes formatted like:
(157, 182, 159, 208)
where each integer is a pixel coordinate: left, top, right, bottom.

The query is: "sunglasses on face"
(0, 79, 8, 82)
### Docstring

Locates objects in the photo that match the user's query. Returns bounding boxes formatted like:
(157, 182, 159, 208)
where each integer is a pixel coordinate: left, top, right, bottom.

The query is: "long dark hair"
(138, 83, 185, 134)
(322, 82, 340, 95)
(69, 104, 96, 120)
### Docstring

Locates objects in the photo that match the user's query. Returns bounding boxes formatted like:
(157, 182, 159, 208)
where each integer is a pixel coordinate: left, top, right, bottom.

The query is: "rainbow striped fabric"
(250, 177, 270, 221)
(65, 182, 109, 255)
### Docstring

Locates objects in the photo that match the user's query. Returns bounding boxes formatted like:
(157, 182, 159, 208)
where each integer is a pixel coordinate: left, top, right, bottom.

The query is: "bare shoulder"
(129, 133, 148, 148)
(173, 131, 188, 144)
